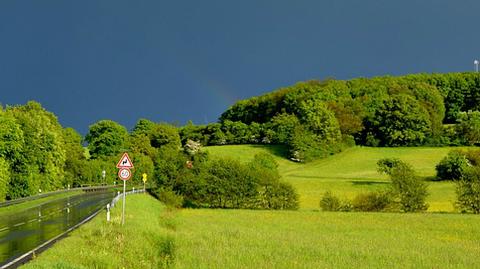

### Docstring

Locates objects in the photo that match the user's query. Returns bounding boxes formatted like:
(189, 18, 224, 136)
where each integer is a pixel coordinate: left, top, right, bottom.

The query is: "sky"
(1, 1, 479, 134)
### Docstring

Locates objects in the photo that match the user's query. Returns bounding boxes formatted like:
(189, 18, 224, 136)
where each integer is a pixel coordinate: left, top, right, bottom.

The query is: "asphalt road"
(0, 191, 116, 266)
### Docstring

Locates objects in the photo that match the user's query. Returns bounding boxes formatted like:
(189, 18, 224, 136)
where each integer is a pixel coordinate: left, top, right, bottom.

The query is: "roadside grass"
(21, 194, 175, 269)
(0, 191, 82, 218)
(205, 145, 465, 212)
(176, 209, 480, 269)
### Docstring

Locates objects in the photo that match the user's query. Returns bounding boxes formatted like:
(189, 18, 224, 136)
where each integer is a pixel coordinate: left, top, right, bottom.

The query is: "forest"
(181, 72, 480, 161)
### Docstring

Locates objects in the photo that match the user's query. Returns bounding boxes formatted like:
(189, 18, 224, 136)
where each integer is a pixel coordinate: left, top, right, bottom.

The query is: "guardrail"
(0, 185, 118, 209)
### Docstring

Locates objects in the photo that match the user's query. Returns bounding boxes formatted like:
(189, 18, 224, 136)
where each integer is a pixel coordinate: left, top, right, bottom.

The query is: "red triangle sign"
(116, 152, 134, 168)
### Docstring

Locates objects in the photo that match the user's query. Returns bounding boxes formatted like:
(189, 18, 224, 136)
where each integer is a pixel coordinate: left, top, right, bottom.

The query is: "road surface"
(0, 190, 116, 266)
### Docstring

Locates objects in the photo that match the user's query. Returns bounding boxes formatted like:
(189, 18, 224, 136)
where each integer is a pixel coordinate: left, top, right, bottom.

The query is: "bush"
(319, 191, 352, 212)
(319, 191, 341, 211)
(455, 168, 480, 214)
(377, 158, 403, 175)
(436, 150, 470, 180)
(151, 187, 184, 208)
(352, 191, 391, 212)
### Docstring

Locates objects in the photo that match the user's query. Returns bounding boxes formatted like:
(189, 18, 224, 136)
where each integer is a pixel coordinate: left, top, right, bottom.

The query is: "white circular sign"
(118, 168, 131, 181)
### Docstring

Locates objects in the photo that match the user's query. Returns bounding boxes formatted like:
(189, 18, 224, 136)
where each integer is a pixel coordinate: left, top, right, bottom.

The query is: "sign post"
(142, 173, 147, 193)
(117, 153, 134, 225)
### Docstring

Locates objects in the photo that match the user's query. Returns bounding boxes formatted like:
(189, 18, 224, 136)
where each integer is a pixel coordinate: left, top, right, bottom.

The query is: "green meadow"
(23, 195, 480, 269)
(205, 145, 462, 212)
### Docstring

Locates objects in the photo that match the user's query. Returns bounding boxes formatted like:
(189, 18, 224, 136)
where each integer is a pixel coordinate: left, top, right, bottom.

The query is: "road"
(0, 190, 116, 266)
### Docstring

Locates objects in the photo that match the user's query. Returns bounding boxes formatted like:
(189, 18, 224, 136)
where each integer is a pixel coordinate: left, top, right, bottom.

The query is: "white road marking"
(13, 222, 26, 227)
(0, 227, 9, 232)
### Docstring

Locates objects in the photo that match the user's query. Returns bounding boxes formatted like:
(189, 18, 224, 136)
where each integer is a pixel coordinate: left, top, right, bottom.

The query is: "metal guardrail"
(0, 185, 118, 209)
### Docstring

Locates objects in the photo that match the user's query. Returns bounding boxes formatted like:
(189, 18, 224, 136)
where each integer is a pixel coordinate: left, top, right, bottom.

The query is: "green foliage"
(456, 110, 480, 145)
(131, 118, 156, 136)
(352, 191, 392, 212)
(151, 187, 184, 208)
(131, 154, 155, 186)
(367, 95, 431, 146)
(389, 162, 428, 212)
(377, 158, 403, 175)
(6, 101, 67, 196)
(319, 191, 341, 211)
(435, 150, 470, 181)
(267, 113, 301, 144)
(0, 158, 10, 202)
(85, 120, 128, 159)
(150, 123, 181, 150)
(298, 99, 341, 142)
(455, 167, 480, 213)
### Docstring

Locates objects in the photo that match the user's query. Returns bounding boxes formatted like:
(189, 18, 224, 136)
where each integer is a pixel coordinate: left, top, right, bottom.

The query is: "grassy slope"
(176, 209, 480, 269)
(22, 194, 175, 269)
(24, 194, 480, 269)
(205, 145, 460, 211)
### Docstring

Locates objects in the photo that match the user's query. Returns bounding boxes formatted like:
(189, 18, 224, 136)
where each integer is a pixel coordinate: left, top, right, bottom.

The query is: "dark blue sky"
(1, 1, 479, 134)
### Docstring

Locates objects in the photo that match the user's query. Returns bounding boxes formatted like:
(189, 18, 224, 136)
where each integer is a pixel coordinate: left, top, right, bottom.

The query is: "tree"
(368, 95, 431, 146)
(85, 120, 128, 159)
(298, 99, 341, 143)
(131, 118, 156, 136)
(456, 167, 480, 214)
(150, 123, 181, 150)
(456, 110, 480, 145)
(388, 161, 428, 212)
(63, 127, 87, 187)
(7, 101, 67, 195)
(0, 158, 10, 202)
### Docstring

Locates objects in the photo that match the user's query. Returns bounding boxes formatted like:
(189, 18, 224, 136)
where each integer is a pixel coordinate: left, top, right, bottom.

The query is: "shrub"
(436, 150, 470, 180)
(320, 191, 341, 211)
(352, 191, 391, 212)
(390, 163, 428, 212)
(455, 168, 480, 214)
(377, 158, 403, 175)
(151, 187, 184, 208)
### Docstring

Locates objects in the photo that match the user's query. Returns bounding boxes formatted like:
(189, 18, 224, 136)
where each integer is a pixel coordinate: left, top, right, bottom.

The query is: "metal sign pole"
(122, 179, 126, 225)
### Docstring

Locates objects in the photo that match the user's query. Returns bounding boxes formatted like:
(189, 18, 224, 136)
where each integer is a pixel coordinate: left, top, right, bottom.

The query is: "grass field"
(23, 195, 480, 269)
(176, 209, 480, 269)
(205, 145, 463, 212)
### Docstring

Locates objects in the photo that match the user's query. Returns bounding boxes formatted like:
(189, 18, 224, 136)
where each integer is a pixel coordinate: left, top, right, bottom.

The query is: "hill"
(205, 145, 461, 212)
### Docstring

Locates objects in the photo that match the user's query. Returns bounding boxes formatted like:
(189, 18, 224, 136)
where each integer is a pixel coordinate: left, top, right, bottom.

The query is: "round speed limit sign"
(118, 168, 132, 181)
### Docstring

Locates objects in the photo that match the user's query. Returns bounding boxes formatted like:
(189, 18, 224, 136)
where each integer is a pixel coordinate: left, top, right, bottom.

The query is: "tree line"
(180, 72, 480, 161)
(0, 102, 298, 209)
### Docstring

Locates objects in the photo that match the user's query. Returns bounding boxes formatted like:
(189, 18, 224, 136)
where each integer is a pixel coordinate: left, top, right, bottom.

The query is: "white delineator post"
(106, 203, 111, 222)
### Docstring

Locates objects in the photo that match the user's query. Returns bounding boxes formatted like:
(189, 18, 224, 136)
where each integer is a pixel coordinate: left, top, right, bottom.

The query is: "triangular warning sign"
(116, 152, 134, 168)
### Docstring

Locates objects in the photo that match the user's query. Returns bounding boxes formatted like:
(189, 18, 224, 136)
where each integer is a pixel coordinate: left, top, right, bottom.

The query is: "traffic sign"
(118, 168, 132, 181)
(117, 153, 134, 169)
(142, 173, 148, 183)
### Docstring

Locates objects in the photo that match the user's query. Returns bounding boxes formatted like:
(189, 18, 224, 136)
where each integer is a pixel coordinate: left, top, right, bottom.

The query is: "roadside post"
(106, 203, 110, 222)
(142, 173, 147, 193)
(116, 152, 134, 225)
